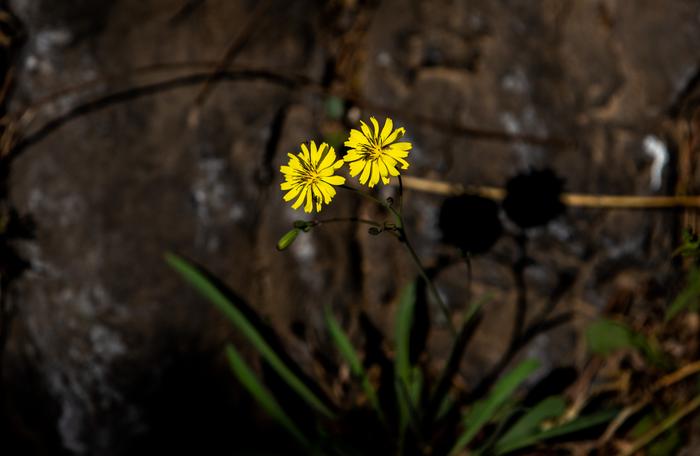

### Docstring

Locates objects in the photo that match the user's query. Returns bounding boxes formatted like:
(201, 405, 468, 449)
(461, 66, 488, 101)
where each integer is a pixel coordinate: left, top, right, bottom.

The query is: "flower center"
(304, 169, 320, 185)
(368, 144, 384, 160)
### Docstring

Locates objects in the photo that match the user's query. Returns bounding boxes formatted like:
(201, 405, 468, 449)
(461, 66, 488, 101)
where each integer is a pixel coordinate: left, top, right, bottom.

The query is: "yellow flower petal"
(300, 143, 311, 162)
(280, 141, 346, 213)
(349, 161, 364, 177)
(360, 121, 372, 140)
(342, 117, 412, 188)
(311, 141, 324, 167)
(370, 117, 380, 139)
(317, 145, 337, 170)
(317, 181, 336, 202)
(322, 175, 345, 186)
(303, 187, 313, 213)
(359, 161, 371, 184)
(283, 185, 303, 201)
(368, 162, 380, 188)
(383, 127, 405, 145)
(380, 118, 393, 142)
(291, 185, 307, 209)
(389, 141, 412, 151)
(311, 184, 324, 212)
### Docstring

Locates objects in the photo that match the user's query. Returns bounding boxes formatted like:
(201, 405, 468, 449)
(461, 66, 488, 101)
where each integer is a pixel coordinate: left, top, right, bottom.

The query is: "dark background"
(1, 0, 700, 454)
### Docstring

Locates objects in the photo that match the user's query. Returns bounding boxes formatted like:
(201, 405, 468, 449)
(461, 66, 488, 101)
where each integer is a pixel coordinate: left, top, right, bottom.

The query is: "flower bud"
(276, 228, 300, 251)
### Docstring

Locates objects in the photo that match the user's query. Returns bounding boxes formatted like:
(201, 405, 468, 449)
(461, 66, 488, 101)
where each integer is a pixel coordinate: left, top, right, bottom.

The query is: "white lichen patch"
(642, 135, 668, 191)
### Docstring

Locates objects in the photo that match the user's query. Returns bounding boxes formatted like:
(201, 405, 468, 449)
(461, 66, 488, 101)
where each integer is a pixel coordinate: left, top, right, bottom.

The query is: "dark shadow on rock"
(439, 194, 502, 255)
(502, 168, 566, 229)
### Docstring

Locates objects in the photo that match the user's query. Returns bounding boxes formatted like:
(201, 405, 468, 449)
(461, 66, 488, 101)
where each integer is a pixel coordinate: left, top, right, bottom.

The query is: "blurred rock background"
(1, 0, 699, 454)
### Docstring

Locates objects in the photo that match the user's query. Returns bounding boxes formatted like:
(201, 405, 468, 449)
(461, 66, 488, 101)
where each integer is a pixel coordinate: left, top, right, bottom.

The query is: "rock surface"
(3, 0, 700, 453)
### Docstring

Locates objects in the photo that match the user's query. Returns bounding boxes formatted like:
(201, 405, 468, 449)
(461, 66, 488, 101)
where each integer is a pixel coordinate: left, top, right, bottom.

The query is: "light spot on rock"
(501, 67, 530, 95)
(376, 51, 393, 67)
(35, 28, 72, 55)
(642, 135, 668, 191)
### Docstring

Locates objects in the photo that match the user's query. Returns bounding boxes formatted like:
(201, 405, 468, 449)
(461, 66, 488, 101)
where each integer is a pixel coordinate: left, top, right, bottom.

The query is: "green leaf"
(673, 228, 700, 258)
(586, 319, 637, 356)
(165, 253, 334, 419)
(428, 296, 487, 425)
(225, 344, 310, 447)
(666, 267, 700, 321)
(324, 305, 383, 421)
(585, 319, 666, 366)
(324, 96, 345, 120)
(450, 359, 540, 455)
(494, 396, 566, 453)
(494, 409, 617, 454)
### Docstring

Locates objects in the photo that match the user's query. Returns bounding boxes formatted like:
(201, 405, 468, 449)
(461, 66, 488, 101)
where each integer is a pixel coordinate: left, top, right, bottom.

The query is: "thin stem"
(462, 251, 473, 306)
(397, 174, 404, 215)
(400, 229, 457, 336)
(510, 232, 528, 349)
(341, 183, 456, 336)
(340, 184, 387, 208)
(311, 217, 381, 228)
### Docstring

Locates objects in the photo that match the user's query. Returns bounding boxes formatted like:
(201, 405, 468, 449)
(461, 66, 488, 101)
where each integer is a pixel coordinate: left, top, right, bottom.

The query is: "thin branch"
(7, 69, 309, 162)
(598, 359, 700, 445)
(398, 175, 700, 209)
(620, 393, 700, 456)
(189, 1, 273, 113)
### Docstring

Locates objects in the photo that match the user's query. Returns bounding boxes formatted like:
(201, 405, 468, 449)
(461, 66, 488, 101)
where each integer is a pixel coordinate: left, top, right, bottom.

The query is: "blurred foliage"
(630, 409, 683, 456)
(666, 228, 700, 321)
(168, 253, 616, 455)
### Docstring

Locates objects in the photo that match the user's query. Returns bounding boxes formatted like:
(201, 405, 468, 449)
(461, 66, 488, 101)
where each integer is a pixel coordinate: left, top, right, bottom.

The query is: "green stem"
(399, 226, 457, 336)
(311, 217, 381, 228)
(341, 183, 457, 336)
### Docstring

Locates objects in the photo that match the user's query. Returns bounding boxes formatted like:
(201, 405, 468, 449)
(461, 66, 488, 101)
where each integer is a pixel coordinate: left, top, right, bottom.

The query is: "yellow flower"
(343, 117, 412, 187)
(280, 141, 346, 213)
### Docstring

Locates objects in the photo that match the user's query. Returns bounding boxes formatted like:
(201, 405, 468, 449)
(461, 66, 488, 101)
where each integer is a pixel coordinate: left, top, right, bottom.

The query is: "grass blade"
(323, 305, 383, 421)
(427, 297, 486, 425)
(166, 252, 334, 419)
(494, 396, 566, 453)
(495, 409, 617, 454)
(225, 344, 310, 447)
(450, 359, 540, 455)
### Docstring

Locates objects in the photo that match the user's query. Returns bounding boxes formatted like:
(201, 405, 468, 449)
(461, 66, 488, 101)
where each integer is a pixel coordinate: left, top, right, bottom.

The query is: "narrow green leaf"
(450, 359, 540, 455)
(494, 396, 566, 453)
(428, 296, 487, 424)
(225, 345, 310, 447)
(324, 305, 383, 421)
(666, 267, 700, 321)
(586, 319, 636, 356)
(631, 410, 683, 456)
(586, 319, 665, 366)
(165, 252, 334, 419)
(395, 281, 418, 434)
(495, 409, 617, 454)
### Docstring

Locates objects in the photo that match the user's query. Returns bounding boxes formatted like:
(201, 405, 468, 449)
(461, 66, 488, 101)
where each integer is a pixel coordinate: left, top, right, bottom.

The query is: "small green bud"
(277, 228, 300, 251)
